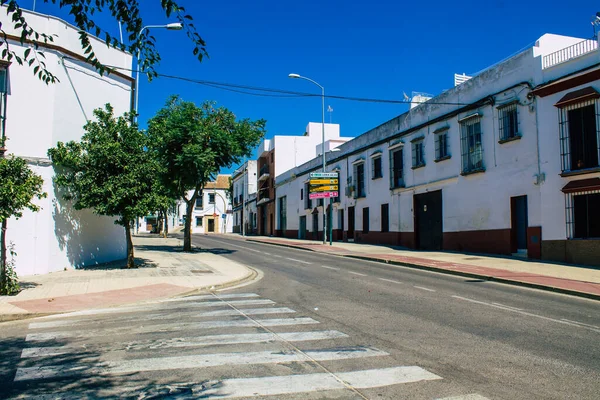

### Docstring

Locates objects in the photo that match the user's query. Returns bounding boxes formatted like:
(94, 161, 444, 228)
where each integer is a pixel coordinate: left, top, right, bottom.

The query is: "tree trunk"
(162, 208, 169, 238)
(183, 201, 193, 252)
(0, 219, 7, 293)
(124, 221, 135, 268)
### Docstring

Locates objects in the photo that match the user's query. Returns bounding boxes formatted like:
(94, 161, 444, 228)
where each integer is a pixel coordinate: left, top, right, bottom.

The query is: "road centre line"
(348, 271, 367, 277)
(560, 318, 600, 330)
(379, 278, 402, 284)
(285, 257, 313, 264)
(320, 265, 340, 271)
(452, 295, 600, 333)
(491, 302, 523, 311)
(414, 286, 436, 292)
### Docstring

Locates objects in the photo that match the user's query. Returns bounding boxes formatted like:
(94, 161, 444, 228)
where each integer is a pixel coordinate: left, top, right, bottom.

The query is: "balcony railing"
(542, 38, 598, 69)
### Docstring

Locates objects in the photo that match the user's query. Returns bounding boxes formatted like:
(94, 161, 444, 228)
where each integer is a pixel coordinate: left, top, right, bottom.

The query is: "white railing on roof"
(542, 38, 598, 69)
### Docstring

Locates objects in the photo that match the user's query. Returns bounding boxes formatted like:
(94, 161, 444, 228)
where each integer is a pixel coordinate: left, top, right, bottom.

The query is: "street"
(1, 234, 599, 399)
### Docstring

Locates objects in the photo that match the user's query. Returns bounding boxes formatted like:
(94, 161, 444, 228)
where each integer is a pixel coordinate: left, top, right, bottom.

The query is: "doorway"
(511, 195, 528, 253)
(299, 216, 306, 239)
(414, 190, 443, 250)
(348, 206, 355, 241)
(208, 218, 215, 233)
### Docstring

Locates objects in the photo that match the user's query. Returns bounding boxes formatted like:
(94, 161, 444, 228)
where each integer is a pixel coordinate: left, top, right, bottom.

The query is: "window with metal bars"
(411, 140, 425, 168)
(435, 130, 449, 161)
(460, 116, 484, 174)
(195, 196, 203, 209)
(498, 102, 520, 142)
(565, 190, 600, 238)
(558, 100, 600, 172)
(353, 162, 366, 198)
(304, 182, 312, 209)
(389, 147, 404, 188)
(0, 68, 6, 150)
(372, 156, 382, 179)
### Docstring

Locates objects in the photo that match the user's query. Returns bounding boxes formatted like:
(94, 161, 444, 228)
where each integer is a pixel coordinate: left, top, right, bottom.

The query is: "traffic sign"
(309, 179, 338, 185)
(310, 172, 338, 178)
(309, 191, 338, 199)
(310, 185, 339, 192)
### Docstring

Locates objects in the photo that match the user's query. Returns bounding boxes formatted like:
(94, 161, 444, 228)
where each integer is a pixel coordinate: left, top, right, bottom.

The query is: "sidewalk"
(240, 235, 600, 300)
(0, 235, 255, 321)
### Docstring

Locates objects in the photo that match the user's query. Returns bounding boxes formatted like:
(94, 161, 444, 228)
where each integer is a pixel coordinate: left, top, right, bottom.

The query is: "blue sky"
(28, 0, 599, 173)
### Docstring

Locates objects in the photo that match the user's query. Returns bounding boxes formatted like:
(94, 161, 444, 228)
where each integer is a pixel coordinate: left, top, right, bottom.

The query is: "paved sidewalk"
(238, 235, 600, 300)
(0, 235, 255, 321)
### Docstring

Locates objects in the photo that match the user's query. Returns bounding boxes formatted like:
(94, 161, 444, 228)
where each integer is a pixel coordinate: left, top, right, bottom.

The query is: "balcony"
(258, 164, 270, 182)
(543, 38, 598, 69)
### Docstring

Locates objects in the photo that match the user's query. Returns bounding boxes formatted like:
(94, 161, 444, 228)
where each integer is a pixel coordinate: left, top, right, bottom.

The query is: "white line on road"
(21, 330, 349, 358)
(192, 366, 442, 398)
(160, 293, 260, 303)
(379, 278, 402, 284)
(452, 296, 600, 333)
(14, 346, 390, 381)
(216, 241, 262, 253)
(560, 318, 600, 330)
(348, 271, 367, 277)
(491, 302, 523, 311)
(414, 286, 436, 292)
(320, 265, 340, 271)
(25, 317, 320, 342)
(285, 257, 312, 264)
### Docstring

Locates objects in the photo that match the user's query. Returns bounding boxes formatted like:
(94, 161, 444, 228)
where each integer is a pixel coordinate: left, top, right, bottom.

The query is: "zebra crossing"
(10, 292, 491, 399)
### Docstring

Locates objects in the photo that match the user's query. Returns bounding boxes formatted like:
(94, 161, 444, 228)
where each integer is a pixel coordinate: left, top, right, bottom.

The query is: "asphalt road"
(0, 234, 598, 400)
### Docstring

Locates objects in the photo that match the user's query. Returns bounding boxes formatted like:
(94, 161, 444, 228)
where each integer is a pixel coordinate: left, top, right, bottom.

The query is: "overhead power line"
(93, 61, 471, 106)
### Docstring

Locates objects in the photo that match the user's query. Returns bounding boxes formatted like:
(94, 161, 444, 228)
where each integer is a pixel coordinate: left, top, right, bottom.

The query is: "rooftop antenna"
(327, 105, 333, 123)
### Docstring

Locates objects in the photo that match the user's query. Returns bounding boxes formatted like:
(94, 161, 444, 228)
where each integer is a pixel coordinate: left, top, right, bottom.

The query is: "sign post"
(309, 171, 339, 245)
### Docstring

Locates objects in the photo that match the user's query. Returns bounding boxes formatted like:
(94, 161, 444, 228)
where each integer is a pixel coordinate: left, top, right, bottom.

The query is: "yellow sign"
(310, 185, 339, 192)
(310, 179, 339, 185)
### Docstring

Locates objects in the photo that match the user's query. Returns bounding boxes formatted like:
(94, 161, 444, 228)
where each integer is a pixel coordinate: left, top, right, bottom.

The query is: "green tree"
(48, 104, 155, 268)
(0, 155, 46, 294)
(0, 0, 208, 84)
(148, 96, 266, 251)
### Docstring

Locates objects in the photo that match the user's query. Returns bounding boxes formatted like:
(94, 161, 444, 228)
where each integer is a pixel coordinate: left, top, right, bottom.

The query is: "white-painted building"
(232, 160, 258, 234)
(274, 31, 600, 266)
(1, 8, 133, 275)
(178, 175, 233, 234)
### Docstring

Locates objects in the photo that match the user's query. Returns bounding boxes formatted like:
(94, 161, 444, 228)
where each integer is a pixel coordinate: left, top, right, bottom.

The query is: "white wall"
(2, 9, 132, 276)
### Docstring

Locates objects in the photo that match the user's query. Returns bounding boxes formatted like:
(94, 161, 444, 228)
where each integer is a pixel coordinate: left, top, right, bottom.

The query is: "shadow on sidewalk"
(134, 244, 237, 256)
(75, 257, 158, 270)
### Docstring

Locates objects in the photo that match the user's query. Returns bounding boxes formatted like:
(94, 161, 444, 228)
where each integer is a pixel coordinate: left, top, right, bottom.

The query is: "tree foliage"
(0, 0, 208, 84)
(0, 155, 46, 295)
(48, 104, 155, 268)
(148, 95, 266, 251)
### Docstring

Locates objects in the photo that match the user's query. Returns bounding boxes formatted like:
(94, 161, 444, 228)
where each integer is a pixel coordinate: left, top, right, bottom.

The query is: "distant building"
(232, 160, 257, 234)
(1, 8, 133, 275)
(179, 175, 233, 234)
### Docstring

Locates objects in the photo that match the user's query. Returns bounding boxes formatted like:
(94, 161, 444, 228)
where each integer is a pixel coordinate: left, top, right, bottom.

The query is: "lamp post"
(134, 22, 183, 124)
(289, 73, 327, 244)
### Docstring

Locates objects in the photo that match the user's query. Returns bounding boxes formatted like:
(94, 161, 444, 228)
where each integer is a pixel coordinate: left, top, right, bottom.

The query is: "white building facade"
(232, 160, 257, 234)
(178, 175, 233, 234)
(1, 9, 133, 276)
(274, 32, 600, 266)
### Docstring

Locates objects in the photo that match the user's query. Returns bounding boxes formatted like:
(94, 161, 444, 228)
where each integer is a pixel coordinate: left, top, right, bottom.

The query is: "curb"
(245, 239, 600, 302)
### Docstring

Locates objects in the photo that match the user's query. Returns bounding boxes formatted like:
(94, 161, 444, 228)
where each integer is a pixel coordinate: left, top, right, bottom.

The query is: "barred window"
(411, 139, 425, 168)
(460, 116, 484, 174)
(389, 147, 404, 188)
(435, 130, 449, 161)
(498, 102, 519, 142)
(195, 196, 203, 208)
(372, 156, 382, 179)
(353, 162, 366, 198)
(0, 68, 6, 149)
(558, 99, 600, 172)
(565, 190, 600, 238)
(209, 193, 215, 204)
(304, 182, 312, 209)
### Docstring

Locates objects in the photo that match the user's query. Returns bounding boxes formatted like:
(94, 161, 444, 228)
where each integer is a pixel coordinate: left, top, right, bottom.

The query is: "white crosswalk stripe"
(14, 292, 482, 399)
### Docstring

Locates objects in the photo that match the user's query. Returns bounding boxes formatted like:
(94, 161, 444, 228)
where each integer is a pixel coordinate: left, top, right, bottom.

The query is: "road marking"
(320, 265, 340, 271)
(185, 299, 276, 308)
(285, 257, 312, 264)
(560, 318, 600, 330)
(14, 346, 390, 381)
(491, 302, 522, 311)
(191, 366, 442, 398)
(452, 296, 600, 333)
(436, 395, 490, 400)
(348, 271, 367, 277)
(159, 293, 260, 303)
(21, 330, 350, 358)
(263, 252, 272, 256)
(379, 278, 402, 284)
(29, 305, 285, 330)
(25, 317, 320, 342)
(217, 241, 262, 253)
(414, 286, 436, 292)
(271, 254, 283, 258)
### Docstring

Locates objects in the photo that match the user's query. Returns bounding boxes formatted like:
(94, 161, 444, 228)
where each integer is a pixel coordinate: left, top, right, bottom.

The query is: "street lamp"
(134, 22, 183, 124)
(289, 73, 327, 245)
